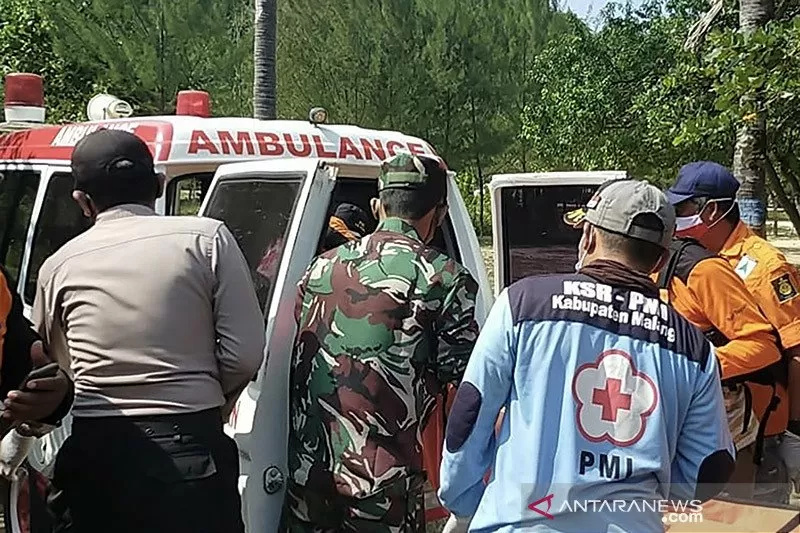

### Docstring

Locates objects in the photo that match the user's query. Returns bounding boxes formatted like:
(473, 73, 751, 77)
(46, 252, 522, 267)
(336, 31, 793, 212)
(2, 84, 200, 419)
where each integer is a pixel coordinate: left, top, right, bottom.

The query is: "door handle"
(263, 465, 284, 494)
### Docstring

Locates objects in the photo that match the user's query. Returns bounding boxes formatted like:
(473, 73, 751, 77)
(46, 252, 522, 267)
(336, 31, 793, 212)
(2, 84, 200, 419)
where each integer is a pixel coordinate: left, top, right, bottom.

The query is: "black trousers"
(49, 408, 244, 533)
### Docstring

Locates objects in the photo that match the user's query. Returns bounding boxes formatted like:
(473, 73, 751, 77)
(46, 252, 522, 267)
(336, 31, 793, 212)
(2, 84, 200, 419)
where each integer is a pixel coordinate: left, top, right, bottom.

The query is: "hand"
(3, 341, 69, 423)
(442, 514, 472, 533)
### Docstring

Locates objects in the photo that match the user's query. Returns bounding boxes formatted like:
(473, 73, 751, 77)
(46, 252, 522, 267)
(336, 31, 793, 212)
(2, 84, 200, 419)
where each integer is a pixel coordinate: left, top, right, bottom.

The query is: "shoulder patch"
(734, 255, 758, 280)
(771, 273, 798, 303)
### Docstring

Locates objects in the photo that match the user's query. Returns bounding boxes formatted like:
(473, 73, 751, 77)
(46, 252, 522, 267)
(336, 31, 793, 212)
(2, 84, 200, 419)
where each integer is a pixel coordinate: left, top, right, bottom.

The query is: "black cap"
(71, 129, 157, 194)
(331, 202, 374, 238)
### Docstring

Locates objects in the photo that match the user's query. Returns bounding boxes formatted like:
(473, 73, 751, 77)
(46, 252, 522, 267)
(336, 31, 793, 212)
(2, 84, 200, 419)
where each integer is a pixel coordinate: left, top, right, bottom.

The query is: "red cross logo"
(572, 350, 658, 447)
(592, 378, 632, 422)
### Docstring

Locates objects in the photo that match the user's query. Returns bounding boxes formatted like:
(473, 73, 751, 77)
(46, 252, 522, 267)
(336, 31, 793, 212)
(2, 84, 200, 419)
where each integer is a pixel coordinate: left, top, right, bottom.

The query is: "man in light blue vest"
(439, 179, 735, 532)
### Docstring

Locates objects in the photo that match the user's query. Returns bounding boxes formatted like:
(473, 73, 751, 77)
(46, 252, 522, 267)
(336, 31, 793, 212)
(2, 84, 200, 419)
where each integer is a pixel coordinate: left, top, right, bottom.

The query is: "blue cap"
(666, 161, 739, 205)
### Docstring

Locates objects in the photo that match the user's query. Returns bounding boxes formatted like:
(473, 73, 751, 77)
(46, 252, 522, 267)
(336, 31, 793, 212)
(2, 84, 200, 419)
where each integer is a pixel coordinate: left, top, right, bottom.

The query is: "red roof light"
(4, 73, 45, 123)
(4, 73, 44, 108)
(176, 90, 211, 118)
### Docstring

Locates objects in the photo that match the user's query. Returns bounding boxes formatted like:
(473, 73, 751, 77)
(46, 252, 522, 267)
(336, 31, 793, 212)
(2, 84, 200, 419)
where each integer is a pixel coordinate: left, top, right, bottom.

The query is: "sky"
(565, 0, 606, 18)
(563, 0, 644, 21)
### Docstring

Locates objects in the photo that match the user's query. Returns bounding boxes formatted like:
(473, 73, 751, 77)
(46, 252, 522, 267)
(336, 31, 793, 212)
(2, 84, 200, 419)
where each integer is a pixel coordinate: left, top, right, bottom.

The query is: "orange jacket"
(660, 255, 782, 380)
(719, 222, 800, 436)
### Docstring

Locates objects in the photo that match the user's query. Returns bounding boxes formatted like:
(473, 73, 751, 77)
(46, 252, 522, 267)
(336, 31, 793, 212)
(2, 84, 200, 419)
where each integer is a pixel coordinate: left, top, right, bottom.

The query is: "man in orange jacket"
(667, 161, 800, 504)
(655, 236, 782, 499)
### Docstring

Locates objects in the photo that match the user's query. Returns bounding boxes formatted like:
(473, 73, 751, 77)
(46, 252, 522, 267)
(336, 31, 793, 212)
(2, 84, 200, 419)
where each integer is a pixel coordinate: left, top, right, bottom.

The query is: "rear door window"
(203, 178, 302, 313)
(0, 169, 40, 283)
(24, 173, 91, 303)
(500, 185, 598, 285)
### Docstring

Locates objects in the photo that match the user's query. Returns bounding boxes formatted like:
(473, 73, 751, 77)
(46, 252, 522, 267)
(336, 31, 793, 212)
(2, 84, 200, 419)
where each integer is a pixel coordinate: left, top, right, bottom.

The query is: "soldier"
(284, 153, 480, 532)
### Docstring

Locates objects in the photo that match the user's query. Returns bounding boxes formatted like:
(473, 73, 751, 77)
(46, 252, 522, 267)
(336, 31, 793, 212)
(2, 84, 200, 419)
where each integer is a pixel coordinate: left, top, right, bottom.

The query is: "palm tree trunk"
(253, 0, 277, 120)
(732, 0, 774, 237)
(766, 156, 800, 237)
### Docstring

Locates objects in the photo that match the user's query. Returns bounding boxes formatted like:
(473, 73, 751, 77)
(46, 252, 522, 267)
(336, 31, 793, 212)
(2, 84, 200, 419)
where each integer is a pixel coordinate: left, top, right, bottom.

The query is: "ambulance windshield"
(500, 184, 598, 286)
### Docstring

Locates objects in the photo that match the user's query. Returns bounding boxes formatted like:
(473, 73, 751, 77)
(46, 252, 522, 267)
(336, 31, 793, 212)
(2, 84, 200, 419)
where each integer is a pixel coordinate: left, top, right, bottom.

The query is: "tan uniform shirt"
(32, 204, 265, 418)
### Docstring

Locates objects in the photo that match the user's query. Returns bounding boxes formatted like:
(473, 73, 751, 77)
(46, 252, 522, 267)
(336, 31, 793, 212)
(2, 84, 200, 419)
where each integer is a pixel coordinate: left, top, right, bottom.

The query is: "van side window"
(0, 170, 40, 282)
(24, 173, 91, 303)
(167, 173, 213, 215)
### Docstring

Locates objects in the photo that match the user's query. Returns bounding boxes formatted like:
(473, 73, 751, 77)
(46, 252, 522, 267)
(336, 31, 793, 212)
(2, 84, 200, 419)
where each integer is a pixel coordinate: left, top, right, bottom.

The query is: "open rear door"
(489, 172, 625, 294)
(198, 158, 337, 533)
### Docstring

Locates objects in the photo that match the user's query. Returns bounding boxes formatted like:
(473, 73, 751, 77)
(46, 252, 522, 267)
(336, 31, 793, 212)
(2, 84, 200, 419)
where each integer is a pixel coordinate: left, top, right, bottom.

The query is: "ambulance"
(0, 72, 497, 533)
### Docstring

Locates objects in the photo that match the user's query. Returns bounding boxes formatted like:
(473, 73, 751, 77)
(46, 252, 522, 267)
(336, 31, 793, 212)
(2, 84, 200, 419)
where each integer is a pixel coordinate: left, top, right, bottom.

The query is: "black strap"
(658, 238, 716, 289)
(753, 386, 780, 466)
(743, 386, 753, 437)
(657, 240, 690, 290)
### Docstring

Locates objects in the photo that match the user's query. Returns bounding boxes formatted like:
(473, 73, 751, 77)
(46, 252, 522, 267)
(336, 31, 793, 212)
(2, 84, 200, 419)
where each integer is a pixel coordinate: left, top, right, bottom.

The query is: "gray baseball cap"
(565, 179, 676, 248)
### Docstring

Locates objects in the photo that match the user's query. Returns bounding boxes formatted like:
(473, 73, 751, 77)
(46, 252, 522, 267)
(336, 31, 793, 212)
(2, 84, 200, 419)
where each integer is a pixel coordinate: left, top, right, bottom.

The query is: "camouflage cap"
(378, 153, 445, 192)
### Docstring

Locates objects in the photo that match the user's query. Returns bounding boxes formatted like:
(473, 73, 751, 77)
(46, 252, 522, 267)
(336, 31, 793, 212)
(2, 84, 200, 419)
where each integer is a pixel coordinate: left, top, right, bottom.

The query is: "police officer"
(285, 153, 480, 532)
(32, 129, 265, 533)
(667, 161, 800, 504)
(439, 180, 734, 532)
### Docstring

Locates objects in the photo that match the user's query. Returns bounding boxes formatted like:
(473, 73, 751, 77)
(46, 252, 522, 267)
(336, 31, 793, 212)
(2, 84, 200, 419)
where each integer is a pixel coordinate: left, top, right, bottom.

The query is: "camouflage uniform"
(285, 155, 479, 533)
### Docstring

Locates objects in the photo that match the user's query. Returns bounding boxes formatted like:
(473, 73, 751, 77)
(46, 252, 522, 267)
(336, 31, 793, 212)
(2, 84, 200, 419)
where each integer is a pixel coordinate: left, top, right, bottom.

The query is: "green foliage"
(277, 0, 563, 176)
(47, 0, 253, 116)
(0, 0, 95, 122)
(520, 0, 735, 187)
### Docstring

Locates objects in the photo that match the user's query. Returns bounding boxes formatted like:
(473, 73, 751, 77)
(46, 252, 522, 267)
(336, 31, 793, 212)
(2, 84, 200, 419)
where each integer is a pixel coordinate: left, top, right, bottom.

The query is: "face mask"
(674, 199, 735, 240)
(674, 214, 708, 240)
(575, 228, 589, 271)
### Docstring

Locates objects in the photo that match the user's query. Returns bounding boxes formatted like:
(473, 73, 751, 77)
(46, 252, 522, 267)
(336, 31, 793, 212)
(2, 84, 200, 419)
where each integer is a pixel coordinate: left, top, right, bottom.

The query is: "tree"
(253, 0, 277, 119)
(47, 0, 253, 117)
(732, 0, 774, 236)
(276, 0, 562, 231)
(0, 0, 96, 123)
(519, 0, 720, 186)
